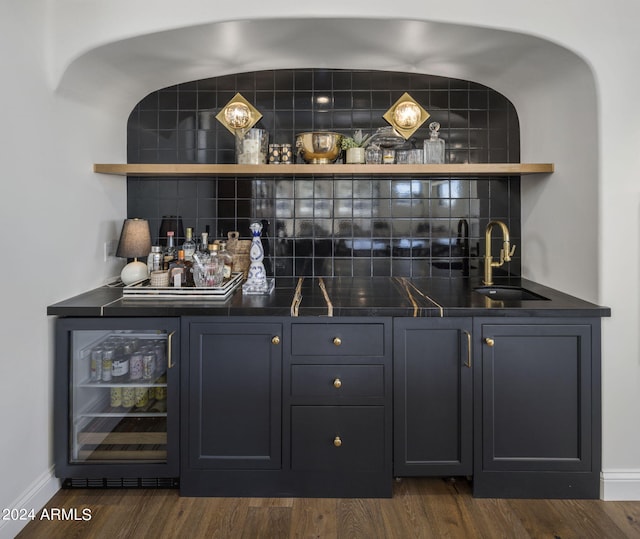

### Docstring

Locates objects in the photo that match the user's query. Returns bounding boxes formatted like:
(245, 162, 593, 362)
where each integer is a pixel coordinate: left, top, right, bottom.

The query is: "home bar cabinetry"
(50, 287, 607, 499)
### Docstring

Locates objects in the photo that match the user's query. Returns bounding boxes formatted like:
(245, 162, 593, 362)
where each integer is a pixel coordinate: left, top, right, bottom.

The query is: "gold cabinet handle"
(463, 330, 472, 368)
(333, 436, 342, 447)
(167, 331, 176, 369)
(485, 337, 495, 347)
(333, 378, 342, 389)
(271, 336, 281, 345)
(333, 337, 342, 346)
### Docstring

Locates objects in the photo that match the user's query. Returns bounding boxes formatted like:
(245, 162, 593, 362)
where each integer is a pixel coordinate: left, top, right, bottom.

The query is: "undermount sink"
(473, 285, 550, 301)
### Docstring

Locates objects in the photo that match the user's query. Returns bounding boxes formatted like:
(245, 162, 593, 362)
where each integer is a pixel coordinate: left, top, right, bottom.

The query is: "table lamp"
(116, 218, 152, 284)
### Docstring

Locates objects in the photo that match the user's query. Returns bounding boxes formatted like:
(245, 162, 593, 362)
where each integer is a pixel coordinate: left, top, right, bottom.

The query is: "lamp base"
(121, 260, 149, 285)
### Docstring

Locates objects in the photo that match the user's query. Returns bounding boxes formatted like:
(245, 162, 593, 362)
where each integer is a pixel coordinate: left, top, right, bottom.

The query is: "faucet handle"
(501, 242, 516, 262)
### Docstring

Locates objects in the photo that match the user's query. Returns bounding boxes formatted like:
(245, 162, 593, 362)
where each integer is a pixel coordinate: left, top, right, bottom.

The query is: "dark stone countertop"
(47, 276, 611, 318)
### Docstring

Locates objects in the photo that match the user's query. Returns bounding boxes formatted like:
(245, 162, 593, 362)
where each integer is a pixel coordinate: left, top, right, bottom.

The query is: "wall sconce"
(383, 92, 430, 139)
(216, 92, 262, 134)
(116, 218, 151, 285)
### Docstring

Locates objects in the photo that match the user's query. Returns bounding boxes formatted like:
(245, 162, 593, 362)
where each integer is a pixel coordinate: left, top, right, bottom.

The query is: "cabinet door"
(393, 318, 473, 476)
(185, 320, 282, 470)
(477, 320, 595, 473)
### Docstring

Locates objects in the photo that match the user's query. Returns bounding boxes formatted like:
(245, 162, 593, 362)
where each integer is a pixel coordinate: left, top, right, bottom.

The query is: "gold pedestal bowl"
(295, 132, 343, 164)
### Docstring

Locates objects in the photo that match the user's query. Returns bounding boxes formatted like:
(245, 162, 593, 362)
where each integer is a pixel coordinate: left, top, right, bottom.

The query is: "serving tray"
(123, 272, 243, 300)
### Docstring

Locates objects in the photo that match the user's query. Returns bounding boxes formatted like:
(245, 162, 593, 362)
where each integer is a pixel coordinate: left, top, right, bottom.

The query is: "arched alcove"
(56, 17, 598, 296)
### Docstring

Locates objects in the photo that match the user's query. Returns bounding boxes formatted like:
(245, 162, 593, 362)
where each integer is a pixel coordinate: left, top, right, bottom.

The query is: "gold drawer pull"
(333, 436, 342, 447)
(333, 378, 342, 389)
(271, 336, 280, 345)
(485, 337, 495, 347)
(333, 337, 342, 346)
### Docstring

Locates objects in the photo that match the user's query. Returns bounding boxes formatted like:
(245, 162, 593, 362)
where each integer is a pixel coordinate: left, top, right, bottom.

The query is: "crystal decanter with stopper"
(424, 121, 445, 164)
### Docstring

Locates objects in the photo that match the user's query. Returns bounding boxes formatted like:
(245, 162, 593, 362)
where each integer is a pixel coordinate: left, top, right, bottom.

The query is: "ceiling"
(54, 18, 583, 114)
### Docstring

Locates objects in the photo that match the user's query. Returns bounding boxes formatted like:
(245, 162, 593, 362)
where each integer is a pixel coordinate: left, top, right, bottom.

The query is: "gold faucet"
(483, 220, 516, 285)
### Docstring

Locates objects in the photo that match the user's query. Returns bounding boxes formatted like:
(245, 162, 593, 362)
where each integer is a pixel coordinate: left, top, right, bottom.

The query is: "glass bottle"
(111, 342, 130, 383)
(163, 231, 176, 270)
(198, 232, 211, 262)
(147, 245, 163, 274)
(169, 250, 187, 287)
(182, 227, 196, 261)
(424, 121, 445, 164)
(217, 241, 233, 280)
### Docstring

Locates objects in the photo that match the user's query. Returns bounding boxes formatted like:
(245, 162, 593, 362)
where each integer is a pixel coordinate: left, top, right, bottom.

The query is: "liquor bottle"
(200, 232, 209, 255)
(182, 227, 196, 261)
(217, 241, 233, 280)
(163, 231, 176, 270)
(423, 121, 445, 164)
(169, 250, 187, 287)
(197, 232, 211, 263)
(147, 246, 163, 274)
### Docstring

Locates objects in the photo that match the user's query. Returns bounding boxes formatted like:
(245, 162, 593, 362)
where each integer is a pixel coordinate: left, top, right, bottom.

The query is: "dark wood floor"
(16, 478, 640, 538)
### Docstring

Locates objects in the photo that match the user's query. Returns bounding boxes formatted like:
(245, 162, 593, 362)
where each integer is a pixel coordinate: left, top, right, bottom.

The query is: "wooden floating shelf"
(94, 163, 554, 177)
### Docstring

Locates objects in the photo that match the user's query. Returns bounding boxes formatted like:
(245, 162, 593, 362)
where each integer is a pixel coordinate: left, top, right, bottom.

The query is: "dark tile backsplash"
(127, 69, 521, 279)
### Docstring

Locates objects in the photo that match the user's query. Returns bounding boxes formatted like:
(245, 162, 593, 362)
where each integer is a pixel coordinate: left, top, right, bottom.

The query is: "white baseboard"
(0, 467, 60, 539)
(601, 471, 640, 501)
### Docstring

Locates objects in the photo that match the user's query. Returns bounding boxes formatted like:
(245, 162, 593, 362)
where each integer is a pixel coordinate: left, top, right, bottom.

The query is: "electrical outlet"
(103, 239, 118, 262)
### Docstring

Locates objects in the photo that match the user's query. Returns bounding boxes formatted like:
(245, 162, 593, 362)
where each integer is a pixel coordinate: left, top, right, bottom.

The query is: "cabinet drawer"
(291, 364, 384, 399)
(291, 406, 386, 471)
(291, 323, 385, 357)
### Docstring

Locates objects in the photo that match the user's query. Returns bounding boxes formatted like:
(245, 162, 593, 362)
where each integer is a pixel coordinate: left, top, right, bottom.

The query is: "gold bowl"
(295, 132, 343, 164)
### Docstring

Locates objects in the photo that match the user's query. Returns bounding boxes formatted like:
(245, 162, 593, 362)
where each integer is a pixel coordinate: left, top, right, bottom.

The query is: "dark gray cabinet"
(473, 318, 601, 498)
(180, 318, 283, 496)
(393, 318, 473, 477)
(286, 318, 393, 497)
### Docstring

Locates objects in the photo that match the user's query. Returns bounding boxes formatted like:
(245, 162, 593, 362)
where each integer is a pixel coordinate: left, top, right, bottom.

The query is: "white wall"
(2, 4, 638, 535)
(0, 2, 127, 537)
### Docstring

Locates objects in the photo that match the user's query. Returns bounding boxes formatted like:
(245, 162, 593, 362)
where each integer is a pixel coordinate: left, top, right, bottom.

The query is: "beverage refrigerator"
(54, 317, 180, 487)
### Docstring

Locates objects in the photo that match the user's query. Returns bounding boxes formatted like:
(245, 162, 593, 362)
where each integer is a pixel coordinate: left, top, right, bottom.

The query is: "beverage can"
(153, 342, 167, 373)
(143, 353, 156, 380)
(129, 353, 143, 380)
(122, 387, 135, 408)
(154, 375, 167, 400)
(90, 348, 103, 382)
(110, 387, 122, 408)
(112, 355, 129, 379)
(135, 387, 149, 408)
(101, 349, 114, 382)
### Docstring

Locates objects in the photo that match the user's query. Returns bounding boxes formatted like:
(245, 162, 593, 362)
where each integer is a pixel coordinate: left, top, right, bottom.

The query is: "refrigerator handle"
(167, 331, 176, 369)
